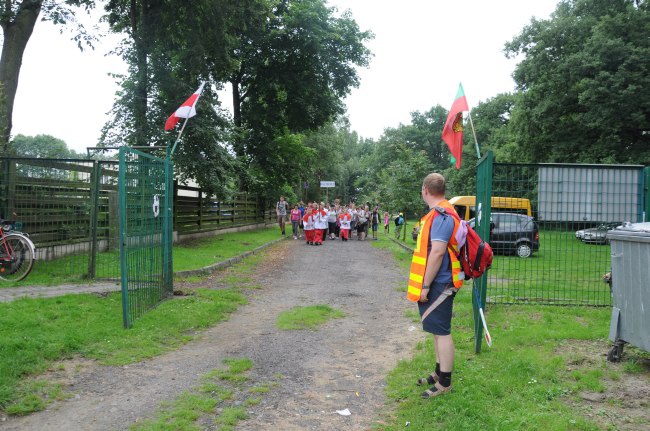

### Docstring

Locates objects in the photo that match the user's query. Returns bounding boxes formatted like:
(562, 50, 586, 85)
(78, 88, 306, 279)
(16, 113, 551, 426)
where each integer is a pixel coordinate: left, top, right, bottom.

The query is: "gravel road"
(2, 237, 420, 431)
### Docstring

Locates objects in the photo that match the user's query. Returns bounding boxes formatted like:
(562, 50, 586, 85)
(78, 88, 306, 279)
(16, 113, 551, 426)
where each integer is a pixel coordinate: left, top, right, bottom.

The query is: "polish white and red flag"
(164, 82, 206, 131)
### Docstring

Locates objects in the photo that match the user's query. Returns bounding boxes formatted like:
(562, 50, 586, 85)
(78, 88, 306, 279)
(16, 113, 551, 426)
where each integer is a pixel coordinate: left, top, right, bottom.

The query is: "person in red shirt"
(339, 207, 351, 241)
(312, 202, 328, 246)
(302, 203, 315, 245)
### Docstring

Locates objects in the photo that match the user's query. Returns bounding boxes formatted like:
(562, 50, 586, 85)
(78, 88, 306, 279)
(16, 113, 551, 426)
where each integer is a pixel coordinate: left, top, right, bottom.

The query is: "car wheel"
(516, 242, 532, 258)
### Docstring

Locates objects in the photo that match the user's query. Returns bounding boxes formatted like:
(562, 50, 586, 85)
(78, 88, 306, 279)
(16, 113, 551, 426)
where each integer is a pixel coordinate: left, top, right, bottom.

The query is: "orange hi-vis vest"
(406, 199, 464, 302)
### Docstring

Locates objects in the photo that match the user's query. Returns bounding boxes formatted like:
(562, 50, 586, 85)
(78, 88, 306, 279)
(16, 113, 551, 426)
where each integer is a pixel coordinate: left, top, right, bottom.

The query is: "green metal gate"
(474, 151, 493, 353)
(119, 147, 174, 328)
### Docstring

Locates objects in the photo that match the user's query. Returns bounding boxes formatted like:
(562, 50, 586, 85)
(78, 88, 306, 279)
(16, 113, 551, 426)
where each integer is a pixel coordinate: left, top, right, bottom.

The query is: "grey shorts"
(417, 282, 456, 335)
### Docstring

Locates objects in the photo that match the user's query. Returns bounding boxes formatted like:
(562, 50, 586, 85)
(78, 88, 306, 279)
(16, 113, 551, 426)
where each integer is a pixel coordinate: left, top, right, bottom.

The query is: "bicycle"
(0, 218, 36, 282)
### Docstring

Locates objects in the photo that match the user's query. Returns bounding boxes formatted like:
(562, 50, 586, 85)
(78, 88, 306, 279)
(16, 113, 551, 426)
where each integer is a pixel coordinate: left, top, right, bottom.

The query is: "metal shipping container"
(538, 165, 644, 223)
(606, 222, 650, 360)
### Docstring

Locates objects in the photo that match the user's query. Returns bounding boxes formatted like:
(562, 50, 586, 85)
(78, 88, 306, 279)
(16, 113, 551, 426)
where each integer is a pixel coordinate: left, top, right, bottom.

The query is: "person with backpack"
(407, 172, 462, 399)
(394, 212, 405, 239)
(276, 196, 288, 235)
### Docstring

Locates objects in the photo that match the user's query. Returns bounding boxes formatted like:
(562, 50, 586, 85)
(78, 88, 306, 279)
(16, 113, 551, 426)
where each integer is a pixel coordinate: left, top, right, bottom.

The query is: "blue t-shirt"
(427, 210, 455, 284)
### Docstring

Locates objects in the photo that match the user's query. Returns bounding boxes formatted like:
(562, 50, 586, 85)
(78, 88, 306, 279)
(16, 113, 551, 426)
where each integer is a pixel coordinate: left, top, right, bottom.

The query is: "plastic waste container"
(606, 222, 650, 361)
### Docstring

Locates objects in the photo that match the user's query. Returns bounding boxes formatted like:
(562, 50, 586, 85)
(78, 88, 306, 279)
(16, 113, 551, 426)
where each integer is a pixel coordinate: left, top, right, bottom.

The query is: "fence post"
(643, 166, 650, 222)
(87, 160, 101, 278)
(4, 159, 16, 218)
(198, 187, 203, 230)
(0, 158, 8, 218)
(474, 150, 493, 354)
(173, 180, 178, 237)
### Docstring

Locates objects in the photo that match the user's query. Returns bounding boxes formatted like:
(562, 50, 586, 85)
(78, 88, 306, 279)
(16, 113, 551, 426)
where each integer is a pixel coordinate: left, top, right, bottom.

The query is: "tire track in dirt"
(3, 238, 420, 431)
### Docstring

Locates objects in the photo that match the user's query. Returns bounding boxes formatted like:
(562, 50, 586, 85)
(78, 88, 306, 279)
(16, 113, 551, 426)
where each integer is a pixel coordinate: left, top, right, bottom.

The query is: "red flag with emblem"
(441, 83, 469, 169)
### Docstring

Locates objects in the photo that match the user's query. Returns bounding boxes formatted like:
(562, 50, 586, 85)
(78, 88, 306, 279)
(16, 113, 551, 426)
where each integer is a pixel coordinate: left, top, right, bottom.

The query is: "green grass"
(0, 288, 247, 415)
(132, 358, 259, 431)
(488, 230, 612, 305)
(376, 288, 620, 430)
(2, 227, 281, 288)
(372, 231, 650, 430)
(172, 227, 281, 273)
(276, 305, 345, 330)
(379, 228, 612, 305)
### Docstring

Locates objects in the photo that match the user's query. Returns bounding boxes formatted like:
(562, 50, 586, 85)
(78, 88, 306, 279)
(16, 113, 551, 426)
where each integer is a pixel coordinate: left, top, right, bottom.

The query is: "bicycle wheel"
(0, 233, 35, 282)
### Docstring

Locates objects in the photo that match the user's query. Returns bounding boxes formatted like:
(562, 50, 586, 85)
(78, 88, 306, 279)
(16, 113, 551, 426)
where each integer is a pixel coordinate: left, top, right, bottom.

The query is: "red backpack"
(459, 222, 493, 279)
(434, 207, 493, 280)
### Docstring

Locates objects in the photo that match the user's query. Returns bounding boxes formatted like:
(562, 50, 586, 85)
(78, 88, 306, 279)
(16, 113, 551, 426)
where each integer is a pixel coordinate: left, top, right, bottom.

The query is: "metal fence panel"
(485, 163, 645, 306)
(119, 148, 173, 328)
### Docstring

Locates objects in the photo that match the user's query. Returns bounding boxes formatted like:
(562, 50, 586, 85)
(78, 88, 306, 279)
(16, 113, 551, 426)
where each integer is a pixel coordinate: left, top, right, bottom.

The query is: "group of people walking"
(276, 172, 461, 400)
(276, 197, 385, 245)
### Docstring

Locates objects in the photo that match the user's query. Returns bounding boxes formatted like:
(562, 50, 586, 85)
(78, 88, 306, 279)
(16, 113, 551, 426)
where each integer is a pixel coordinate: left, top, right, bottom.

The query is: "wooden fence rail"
(0, 157, 275, 280)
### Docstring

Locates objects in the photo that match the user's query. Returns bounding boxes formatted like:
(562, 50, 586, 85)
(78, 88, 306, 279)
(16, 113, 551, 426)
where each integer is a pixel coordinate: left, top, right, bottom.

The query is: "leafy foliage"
(505, 0, 650, 164)
(8, 134, 79, 158)
(0, 0, 97, 151)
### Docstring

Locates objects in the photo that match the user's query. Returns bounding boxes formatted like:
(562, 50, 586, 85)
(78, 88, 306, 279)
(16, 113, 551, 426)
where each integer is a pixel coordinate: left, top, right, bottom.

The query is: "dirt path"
(3, 237, 421, 431)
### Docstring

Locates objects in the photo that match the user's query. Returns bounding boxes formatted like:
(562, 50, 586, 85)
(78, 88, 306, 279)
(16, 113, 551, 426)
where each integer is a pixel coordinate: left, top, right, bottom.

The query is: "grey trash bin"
(606, 222, 650, 361)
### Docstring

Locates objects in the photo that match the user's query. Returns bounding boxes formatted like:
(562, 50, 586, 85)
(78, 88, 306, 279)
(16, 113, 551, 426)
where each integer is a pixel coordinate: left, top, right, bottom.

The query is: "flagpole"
(467, 111, 481, 159)
(170, 115, 190, 156)
(168, 81, 206, 157)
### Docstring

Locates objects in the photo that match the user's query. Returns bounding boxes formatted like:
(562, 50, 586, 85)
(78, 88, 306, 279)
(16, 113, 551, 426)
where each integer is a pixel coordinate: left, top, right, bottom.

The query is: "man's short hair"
(423, 173, 446, 196)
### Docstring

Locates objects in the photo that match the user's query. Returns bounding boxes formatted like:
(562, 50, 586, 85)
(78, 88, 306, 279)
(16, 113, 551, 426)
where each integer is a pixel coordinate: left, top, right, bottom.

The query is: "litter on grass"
(336, 408, 351, 416)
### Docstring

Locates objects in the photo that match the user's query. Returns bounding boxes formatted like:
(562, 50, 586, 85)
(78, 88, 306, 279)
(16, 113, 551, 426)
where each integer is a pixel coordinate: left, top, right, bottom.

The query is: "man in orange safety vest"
(408, 172, 463, 399)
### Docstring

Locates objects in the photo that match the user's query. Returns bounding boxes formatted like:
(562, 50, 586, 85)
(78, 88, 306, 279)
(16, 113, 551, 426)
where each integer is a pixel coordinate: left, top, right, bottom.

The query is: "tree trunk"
(231, 78, 242, 129)
(0, 2, 43, 153)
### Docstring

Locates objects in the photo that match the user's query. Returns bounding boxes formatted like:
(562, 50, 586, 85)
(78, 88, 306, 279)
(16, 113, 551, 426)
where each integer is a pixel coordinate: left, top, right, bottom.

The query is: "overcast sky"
(11, 0, 560, 154)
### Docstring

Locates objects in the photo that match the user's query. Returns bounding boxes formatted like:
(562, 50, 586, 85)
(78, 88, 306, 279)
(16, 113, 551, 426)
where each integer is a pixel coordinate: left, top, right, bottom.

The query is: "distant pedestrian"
(356, 206, 368, 241)
(339, 207, 351, 241)
(290, 205, 301, 240)
(276, 196, 288, 235)
(384, 211, 390, 234)
(298, 201, 305, 238)
(328, 204, 338, 240)
(303, 203, 315, 245)
(371, 206, 379, 240)
(313, 202, 328, 245)
(395, 212, 404, 239)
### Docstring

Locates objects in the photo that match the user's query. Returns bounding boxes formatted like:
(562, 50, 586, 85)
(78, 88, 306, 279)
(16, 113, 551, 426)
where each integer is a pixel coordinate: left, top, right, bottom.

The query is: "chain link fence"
(486, 163, 646, 306)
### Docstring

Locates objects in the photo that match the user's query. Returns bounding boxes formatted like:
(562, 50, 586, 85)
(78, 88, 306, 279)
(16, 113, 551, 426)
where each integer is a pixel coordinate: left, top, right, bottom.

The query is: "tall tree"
(0, 0, 95, 153)
(505, 0, 650, 164)
(101, 0, 248, 196)
(228, 0, 373, 193)
(9, 133, 78, 157)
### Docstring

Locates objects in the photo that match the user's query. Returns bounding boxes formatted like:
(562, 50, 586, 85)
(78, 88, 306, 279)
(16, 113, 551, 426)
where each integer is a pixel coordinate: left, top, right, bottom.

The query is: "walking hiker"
(313, 202, 328, 245)
(339, 207, 351, 241)
(291, 205, 301, 239)
(356, 206, 368, 241)
(298, 201, 306, 238)
(384, 211, 390, 234)
(407, 172, 464, 399)
(328, 204, 338, 240)
(394, 212, 404, 239)
(303, 203, 315, 245)
(276, 196, 288, 235)
(371, 206, 380, 240)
